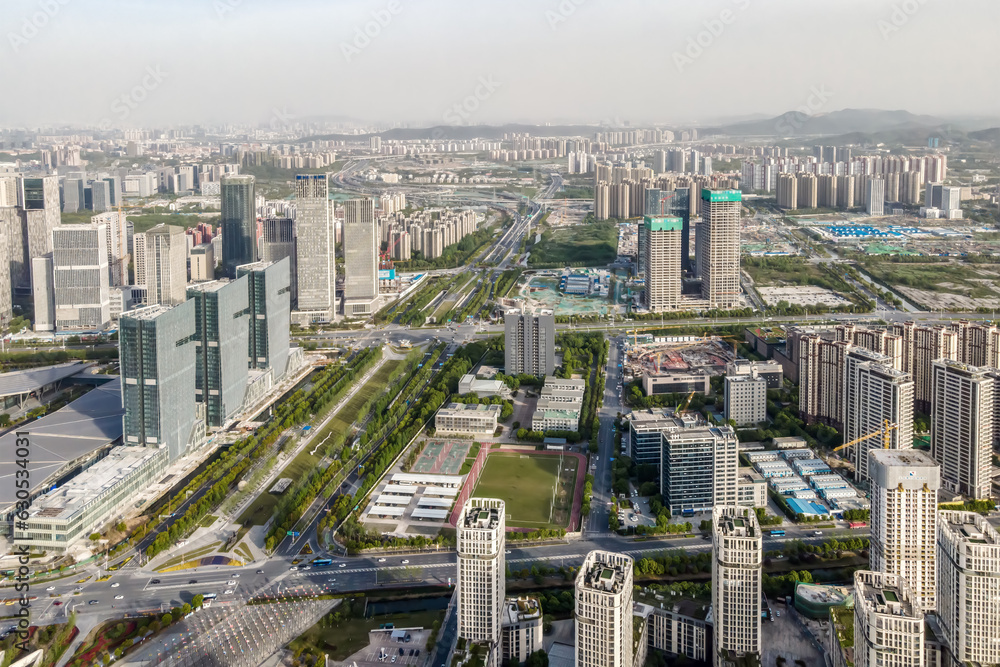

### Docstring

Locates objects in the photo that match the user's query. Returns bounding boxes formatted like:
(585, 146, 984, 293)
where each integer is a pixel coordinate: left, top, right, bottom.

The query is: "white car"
(46, 587, 55, 592)
(227, 580, 237, 586)
(504, 550, 511, 555)
(303, 566, 311, 571)
(339, 563, 347, 568)
(232, 574, 240, 578)
(378, 558, 386, 563)
(401, 559, 409, 565)
(289, 566, 298, 571)
(114, 595, 124, 601)
(111, 583, 119, 588)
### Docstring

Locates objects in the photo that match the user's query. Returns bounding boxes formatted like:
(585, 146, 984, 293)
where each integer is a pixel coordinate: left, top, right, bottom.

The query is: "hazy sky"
(2, 0, 997, 128)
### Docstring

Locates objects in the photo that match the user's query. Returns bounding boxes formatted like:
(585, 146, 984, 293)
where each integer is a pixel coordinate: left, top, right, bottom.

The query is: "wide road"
(586, 335, 622, 535)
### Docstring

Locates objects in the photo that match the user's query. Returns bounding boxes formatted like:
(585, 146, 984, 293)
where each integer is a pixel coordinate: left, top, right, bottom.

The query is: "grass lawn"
(528, 221, 618, 268)
(862, 260, 1000, 297)
(156, 542, 222, 570)
(238, 359, 403, 527)
(289, 608, 445, 662)
(472, 453, 577, 529)
(198, 514, 218, 528)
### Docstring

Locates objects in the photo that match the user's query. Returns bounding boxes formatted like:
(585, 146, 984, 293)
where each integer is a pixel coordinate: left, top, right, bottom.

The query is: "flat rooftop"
(0, 379, 124, 507)
(463, 505, 500, 529)
(440, 402, 502, 416)
(502, 597, 542, 626)
(940, 512, 1000, 545)
(582, 559, 627, 594)
(869, 449, 938, 468)
(858, 579, 915, 618)
(185, 279, 232, 293)
(121, 304, 173, 321)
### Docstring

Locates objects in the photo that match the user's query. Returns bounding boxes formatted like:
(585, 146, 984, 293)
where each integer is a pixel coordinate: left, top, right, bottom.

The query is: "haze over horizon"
(2, 0, 999, 129)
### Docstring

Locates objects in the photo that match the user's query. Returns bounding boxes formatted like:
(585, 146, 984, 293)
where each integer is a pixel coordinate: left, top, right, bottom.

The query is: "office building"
(119, 303, 198, 461)
(641, 216, 683, 311)
(260, 217, 296, 304)
(343, 198, 379, 316)
(187, 279, 250, 429)
(190, 243, 214, 282)
(90, 179, 111, 213)
(698, 189, 742, 308)
(435, 403, 501, 437)
(110, 285, 146, 322)
(144, 224, 188, 306)
(930, 359, 993, 498)
(457, 498, 506, 660)
(22, 176, 61, 269)
(723, 372, 767, 426)
(936, 511, 1000, 666)
(841, 347, 913, 485)
(51, 224, 112, 331)
(712, 506, 762, 667)
(237, 258, 292, 380)
(91, 211, 128, 288)
(575, 550, 634, 667)
(865, 176, 885, 216)
(725, 359, 783, 389)
(31, 254, 54, 332)
(504, 310, 555, 377)
(294, 175, 334, 319)
(220, 175, 256, 276)
(854, 570, 924, 667)
(500, 598, 543, 664)
(662, 426, 738, 515)
(62, 177, 84, 213)
(869, 449, 939, 611)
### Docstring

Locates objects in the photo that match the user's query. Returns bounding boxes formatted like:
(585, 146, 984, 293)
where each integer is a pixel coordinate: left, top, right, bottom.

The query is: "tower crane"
(831, 420, 899, 454)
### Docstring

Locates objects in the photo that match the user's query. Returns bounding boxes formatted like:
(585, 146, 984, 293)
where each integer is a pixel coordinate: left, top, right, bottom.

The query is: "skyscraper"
(343, 198, 379, 316)
(119, 303, 198, 461)
(187, 279, 250, 429)
(504, 310, 555, 377)
(144, 224, 188, 306)
(294, 175, 334, 319)
(31, 254, 54, 332)
(221, 175, 256, 276)
(936, 511, 1000, 666)
(698, 189, 742, 308)
(712, 505, 762, 667)
(869, 449, 939, 611)
(854, 570, 924, 667)
(457, 498, 505, 662)
(865, 176, 885, 216)
(641, 216, 682, 311)
(237, 258, 292, 380)
(51, 224, 112, 331)
(662, 426, 738, 515)
(62, 177, 84, 213)
(21, 176, 61, 273)
(261, 217, 296, 305)
(930, 359, 994, 498)
(575, 550, 634, 667)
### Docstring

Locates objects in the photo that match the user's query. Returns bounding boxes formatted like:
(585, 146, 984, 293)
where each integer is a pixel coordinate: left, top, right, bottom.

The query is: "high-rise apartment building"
(797, 335, 849, 427)
(869, 449, 939, 611)
(641, 216, 682, 311)
(723, 372, 767, 426)
(797, 173, 818, 208)
(776, 173, 798, 210)
(841, 347, 913, 485)
(343, 198, 379, 316)
(119, 303, 198, 462)
(187, 279, 250, 429)
(220, 175, 256, 276)
(294, 175, 335, 320)
(892, 322, 958, 412)
(931, 359, 993, 498)
(51, 224, 112, 331)
(144, 224, 188, 306)
(712, 506, 762, 667)
(189, 244, 214, 282)
(865, 176, 885, 216)
(504, 310, 555, 377)
(854, 570, 924, 667)
(237, 258, 292, 380)
(132, 232, 147, 287)
(698, 189, 741, 308)
(662, 426, 738, 516)
(575, 550, 634, 667)
(951, 319, 1000, 368)
(936, 511, 1000, 666)
(457, 498, 506, 661)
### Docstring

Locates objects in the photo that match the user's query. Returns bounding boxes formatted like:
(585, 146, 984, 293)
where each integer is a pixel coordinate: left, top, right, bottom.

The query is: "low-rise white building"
(737, 468, 767, 508)
(500, 597, 543, 664)
(435, 403, 501, 437)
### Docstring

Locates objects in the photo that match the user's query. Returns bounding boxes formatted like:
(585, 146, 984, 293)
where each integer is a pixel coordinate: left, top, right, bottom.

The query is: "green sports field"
(471, 453, 578, 529)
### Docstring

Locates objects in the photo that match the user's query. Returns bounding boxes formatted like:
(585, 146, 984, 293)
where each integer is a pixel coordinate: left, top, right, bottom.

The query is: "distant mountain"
(705, 108, 947, 138)
(298, 123, 607, 143)
(969, 127, 1000, 143)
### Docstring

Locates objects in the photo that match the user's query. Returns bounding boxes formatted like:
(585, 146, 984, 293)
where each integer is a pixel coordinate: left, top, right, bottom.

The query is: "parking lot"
(349, 629, 429, 666)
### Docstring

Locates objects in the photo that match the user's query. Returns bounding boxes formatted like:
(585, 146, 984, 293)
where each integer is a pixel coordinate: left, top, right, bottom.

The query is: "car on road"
(775, 611, 780, 617)
(53, 601, 62, 606)
(401, 559, 409, 564)
(327, 578, 336, 583)
(256, 570, 263, 574)
(111, 583, 119, 588)
(289, 566, 298, 571)
(46, 587, 55, 592)
(233, 574, 240, 578)
(303, 566, 311, 571)
(114, 595, 124, 601)
(339, 563, 347, 568)
(227, 580, 237, 586)
(377, 558, 386, 563)
(390, 657, 396, 664)
(504, 550, 511, 555)
(188, 579, 197, 584)
(224, 590, 234, 595)
(150, 579, 160, 585)
(814, 531, 823, 536)
(88, 600, 99, 605)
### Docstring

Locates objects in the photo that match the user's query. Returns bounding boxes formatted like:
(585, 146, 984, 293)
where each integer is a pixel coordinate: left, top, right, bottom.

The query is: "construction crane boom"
(832, 420, 899, 454)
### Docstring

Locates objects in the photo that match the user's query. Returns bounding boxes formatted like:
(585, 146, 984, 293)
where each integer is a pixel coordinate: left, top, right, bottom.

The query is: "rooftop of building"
(236, 260, 277, 273)
(185, 279, 232, 294)
(537, 409, 580, 420)
(939, 510, 1000, 545)
(738, 468, 765, 483)
(121, 304, 174, 321)
(581, 554, 628, 595)
(501, 597, 542, 626)
(634, 592, 711, 621)
(441, 402, 502, 416)
(0, 361, 92, 398)
(869, 448, 938, 469)
(23, 447, 164, 523)
(0, 379, 124, 508)
(463, 505, 501, 530)
(542, 375, 586, 389)
(795, 582, 853, 607)
(716, 507, 759, 538)
(857, 577, 915, 618)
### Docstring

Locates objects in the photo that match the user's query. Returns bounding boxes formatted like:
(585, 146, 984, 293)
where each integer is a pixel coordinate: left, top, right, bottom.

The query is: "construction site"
(622, 336, 737, 383)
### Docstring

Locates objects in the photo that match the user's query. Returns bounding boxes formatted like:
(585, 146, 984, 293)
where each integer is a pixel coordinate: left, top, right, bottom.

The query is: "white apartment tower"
(343, 197, 379, 316)
(854, 570, 924, 667)
(930, 359, 994, 498)
(723, 372, 767, 426)
(641, 215, 682, 311)
(143, 224, 188, 306)
(575, 550, 634, 667)
(457, 498, 506, 660)
(937, 511, 1000, 666)
(698, 189, 742, 308)
(869, 449, 939, 611)
(711, 505, 762, 667)
(865, 176, 885, 216)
